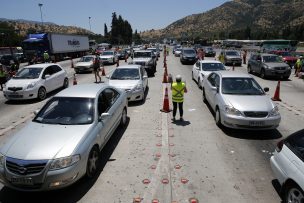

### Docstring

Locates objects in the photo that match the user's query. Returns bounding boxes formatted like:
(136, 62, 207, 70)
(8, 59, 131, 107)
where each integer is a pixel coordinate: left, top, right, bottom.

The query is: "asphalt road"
(0, 50, 303, 202)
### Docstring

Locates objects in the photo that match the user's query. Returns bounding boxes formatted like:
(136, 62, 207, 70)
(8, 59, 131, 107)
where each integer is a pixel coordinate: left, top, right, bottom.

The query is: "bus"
(260, 40, 298, 52)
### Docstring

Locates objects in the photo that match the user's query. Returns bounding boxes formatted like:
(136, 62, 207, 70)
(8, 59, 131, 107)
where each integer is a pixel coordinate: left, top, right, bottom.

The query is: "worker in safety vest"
(295, 58, 302, 75)
(171, 75, 187, 121)
(43, 51, 50, 63)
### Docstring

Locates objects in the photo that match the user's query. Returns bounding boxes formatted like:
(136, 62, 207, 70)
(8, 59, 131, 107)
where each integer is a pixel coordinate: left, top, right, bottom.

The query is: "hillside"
(0, 18, 93, 36)
(140, 0, 304, 40)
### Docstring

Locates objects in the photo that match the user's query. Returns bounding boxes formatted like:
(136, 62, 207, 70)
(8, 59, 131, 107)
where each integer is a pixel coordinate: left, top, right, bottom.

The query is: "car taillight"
(275, 139, 284, 152)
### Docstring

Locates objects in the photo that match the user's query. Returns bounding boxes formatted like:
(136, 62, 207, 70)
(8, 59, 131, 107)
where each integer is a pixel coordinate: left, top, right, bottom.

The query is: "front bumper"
(220, 110, 281, 130)
(3, 88, 38, 100)
(265, 68, 291, 78)
(0, 160, 84, 191)
(125, 89, 144, 101)
(74, 66, 93, 72)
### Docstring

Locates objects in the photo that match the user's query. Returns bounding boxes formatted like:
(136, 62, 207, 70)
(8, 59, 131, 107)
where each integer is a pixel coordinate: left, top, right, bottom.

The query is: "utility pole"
(38, 3, 44, 27)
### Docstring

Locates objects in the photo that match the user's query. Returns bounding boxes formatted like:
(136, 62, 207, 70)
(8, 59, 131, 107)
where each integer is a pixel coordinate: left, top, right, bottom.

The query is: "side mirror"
(98, 112, 111, 121)
(264, 87, 269, 92)
(43, 74, 50, 79)
(143, 75, 148, 79)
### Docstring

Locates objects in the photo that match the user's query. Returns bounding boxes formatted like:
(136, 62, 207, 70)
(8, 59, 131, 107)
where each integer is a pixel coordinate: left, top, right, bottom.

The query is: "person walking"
(43, 51, 50, 63)
(0, 64, 8, 91)
(243, 50, 247, 64)
(93, 54, 101, 83)
(171, 75, 187, 121)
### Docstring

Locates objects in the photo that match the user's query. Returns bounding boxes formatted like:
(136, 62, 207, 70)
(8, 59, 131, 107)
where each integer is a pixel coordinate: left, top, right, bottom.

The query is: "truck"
(21, 33, 90, 63)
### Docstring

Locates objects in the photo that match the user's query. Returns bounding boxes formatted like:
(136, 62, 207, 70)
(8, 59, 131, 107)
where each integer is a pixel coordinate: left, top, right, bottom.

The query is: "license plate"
(249, 121, 265, 126)
(10, 177, 33, 185)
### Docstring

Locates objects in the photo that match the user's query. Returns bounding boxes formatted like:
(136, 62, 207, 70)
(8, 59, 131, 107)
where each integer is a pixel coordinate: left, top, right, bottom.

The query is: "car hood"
(263, 62, 289, 68)
(1, 122, 91, 160)
(6, 78, 40, 88)
(108, 80, 139, 89)
(75, 61, 92, 67)
(222, 95, 275, 112)
(133, 58, 150, 62)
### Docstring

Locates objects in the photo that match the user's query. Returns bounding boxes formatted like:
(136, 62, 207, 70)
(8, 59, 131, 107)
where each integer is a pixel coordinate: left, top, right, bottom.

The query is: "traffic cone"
(125, 55, 127, 63)
(71, 59, 74, 68)
(232, 63, 235, 71)
(162, 67, 168, 83)
(271, 80, 281, 101)
(164, 61, 167, 69)
(160, 87, 171, 113)
(116, 58, 119, 67)
(73, 74, 77, 85)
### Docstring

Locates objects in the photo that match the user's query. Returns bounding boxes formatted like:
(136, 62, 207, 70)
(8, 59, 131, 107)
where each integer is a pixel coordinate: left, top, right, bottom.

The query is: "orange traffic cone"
(160, 87, 171, 113)
(271, 80, 281, 101)
(73, 74, 77, 85)
(71, 59, 74, 68)
(162, 69, 168, 83)
(125, 55, 127, 63)
(116, 59, 119, 67)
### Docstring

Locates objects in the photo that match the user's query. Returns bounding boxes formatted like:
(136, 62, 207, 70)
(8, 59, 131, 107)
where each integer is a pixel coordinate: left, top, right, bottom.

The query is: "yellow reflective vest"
(171, 82, 186, 103)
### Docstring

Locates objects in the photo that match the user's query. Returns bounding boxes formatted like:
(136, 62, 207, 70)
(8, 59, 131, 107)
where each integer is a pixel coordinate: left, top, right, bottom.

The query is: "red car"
(271, 50, 298, 68)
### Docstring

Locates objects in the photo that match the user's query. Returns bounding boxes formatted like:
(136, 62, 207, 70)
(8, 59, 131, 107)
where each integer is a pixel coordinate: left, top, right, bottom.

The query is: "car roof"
(199, 60, 222, 64)
(55, 84, 108, 98)
(182, 48, 195, 50)
(115, 64, 141, 69)
(134, 50, 152, 52)
(24, 63, 58, 69)
(216, 71, 252, 78)
(258, 53, 277, 56)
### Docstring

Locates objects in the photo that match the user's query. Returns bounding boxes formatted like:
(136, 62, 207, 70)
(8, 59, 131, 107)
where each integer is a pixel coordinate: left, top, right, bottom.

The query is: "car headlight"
(263, 64, 269, 69)
(49, 155, 80, 170)
(27, 82, 37, 89)
(224, 105, 242, 116)
(269, 106, 279, 117)
(133, 84, 143, 91)
(0, 153, 5, 168)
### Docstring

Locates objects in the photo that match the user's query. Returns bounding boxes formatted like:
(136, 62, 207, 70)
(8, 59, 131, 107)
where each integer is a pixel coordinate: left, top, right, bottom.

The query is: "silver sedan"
(0, 84, 128, 191)
(202, 71, 281, 130)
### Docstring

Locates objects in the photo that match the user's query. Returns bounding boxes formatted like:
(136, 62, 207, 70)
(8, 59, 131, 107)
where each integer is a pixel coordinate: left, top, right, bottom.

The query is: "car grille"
(243, 111, 268, 118)
(8, 87, 23, 91)
(275, 67, 286, 71)
(7, 95, 23, 98)
(134, 61, 146, 66)
(6, 157, 48, 175)
(75, 66, 89, 69)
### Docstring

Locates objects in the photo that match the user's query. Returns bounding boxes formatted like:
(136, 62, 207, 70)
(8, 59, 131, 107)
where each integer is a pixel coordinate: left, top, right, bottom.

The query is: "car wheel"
(63, 78, 69, 89)
(37, 87, 46, 100)
(215, 107, 222, 127)
(260, 69, 266, 79)
(86, 146, 100, 178)
(113, 58, 115, 64)
(202, 89, 207, 103)
(120, 108, 127, 126)
(284, 183, 304, 203)
(192, 72, 195, 81)
(247, 65, 252, 74)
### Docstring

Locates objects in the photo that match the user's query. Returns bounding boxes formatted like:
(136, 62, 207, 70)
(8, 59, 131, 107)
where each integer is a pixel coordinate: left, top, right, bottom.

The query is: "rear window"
(285, 130, 304, 160)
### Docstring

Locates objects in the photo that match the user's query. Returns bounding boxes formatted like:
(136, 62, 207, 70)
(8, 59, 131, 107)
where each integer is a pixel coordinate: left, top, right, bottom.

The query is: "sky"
(0, 0, 228, 34)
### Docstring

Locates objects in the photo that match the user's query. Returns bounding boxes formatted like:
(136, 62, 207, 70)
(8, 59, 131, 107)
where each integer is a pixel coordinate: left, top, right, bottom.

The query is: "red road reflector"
(189, 198, 199, 203)
(152, 199, 159, 203)
(133, 197, 142, 203)
(142, 179, 151, 184)
(174, 164, 182, 169)
(156, 153, 161, 158)
(150, 165, 157, 169)
(162, 178, 169, 184)
(172, 201, 178, 203)
(181, 178, 189, 184)
(169, 143, 175, 146)
(156, 143, 162, 147)
(169, 154, 176, 157)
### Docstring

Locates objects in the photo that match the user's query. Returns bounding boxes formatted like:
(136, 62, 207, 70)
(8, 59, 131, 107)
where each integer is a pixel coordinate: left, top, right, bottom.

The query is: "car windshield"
(102, 51, 114, 56)
(201, 63, 226, 71)
(134, 52, 151, 58)
(221, 77, 264, 95)
(79, 56, 94, 62)
(280, 52, 292, 57)
(263, 55, 282, 63)
(14, 67, 43, 79)
(110, 68, 140, 80)
(184, 50, 195, 55)
(226, 51, 240, 56)
(33, 97, 94, 125)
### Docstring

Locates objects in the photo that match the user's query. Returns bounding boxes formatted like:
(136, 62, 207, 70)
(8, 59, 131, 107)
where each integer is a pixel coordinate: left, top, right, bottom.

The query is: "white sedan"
(192, 60, 226, 89)
(270, 129, 304, 203)
(107, 64, 148, 102)
(3, 63, 68, 101)
(202, 71, 281, 130)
